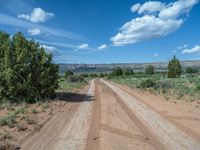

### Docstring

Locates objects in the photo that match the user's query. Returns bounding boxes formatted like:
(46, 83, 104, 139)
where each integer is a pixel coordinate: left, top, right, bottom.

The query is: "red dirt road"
(20, 79, 200, 150)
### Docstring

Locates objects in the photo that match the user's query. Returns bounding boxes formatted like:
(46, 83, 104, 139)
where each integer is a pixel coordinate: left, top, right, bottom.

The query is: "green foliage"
(123, 68, 134, 75)
(186, 67, 198, 74)
(64, 70, 73, 78)
(68, 75, 84, 82)
(112, 67, 123, 76)
(80, 73, 89, 78)
(90, 73, 98, 77)
(139, 79, 156, 88)
(167, 56, 182, 78)
(0, 112, 16, 126)
(99, 73, 105, 78)
(145, 65, 154, 75)
(0, 31, 59, 103)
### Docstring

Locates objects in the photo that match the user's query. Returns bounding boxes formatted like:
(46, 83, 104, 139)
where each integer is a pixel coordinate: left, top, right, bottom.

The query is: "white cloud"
(78, 43, 89, 49)
(177, 44, 188, 50)
(111, 15, 182, 46)
(98, 44, 108, 50)
(131, 3, 141, 12)
(111, 0, 198, 46)
(159, 0, 199, 19)
(27, 28, 40, 35)
(137, 1, 166, 14)
(40, 44, 60, 55)
(0, 13, 83, 40)
(182, 45, 200, 54)
(18, 8, 54, 23)
(153, 53, 159, 57)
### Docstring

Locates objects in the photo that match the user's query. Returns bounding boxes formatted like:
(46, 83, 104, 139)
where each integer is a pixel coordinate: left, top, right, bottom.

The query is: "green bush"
(139, 79, 156, 88)
(0, 31, 59, 103)
(145, 65, 154, 75)
(112, 67, 123, 76)
(68, 75, 84, 82)
(90, 73, 98, 77)
(168, 56, 182, 78)
(64, 70, 73, 78)
(0, 112, 16, 126)
(99, 73, 105, 78)
(186, 67, 198, 74)
(123, 68, 134, 75)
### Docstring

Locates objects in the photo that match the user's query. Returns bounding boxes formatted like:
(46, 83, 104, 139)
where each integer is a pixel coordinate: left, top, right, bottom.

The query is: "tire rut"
(101, 81, 165, 150)
(101, 79, 200, 150)
(85, 80, 101, 150)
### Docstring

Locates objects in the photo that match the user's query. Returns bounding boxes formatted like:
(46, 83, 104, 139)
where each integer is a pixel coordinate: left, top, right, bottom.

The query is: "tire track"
(85, 80, 101, 150)
(101, 81, 165, 150)
(101, 124, 144, 141)
(101, 79, 200, 150)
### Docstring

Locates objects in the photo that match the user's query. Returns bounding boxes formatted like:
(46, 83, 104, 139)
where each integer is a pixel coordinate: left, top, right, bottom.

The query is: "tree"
(64, 70, 73, 78)
(112, 67, 123, 76)
(99, 73, 105, 78)
(167, 56, 182, 78)
(145, 65, 154, 75)
(0, 31, 59, 103)
(123, 68, 134, 75)
(186, 67, 198, 74)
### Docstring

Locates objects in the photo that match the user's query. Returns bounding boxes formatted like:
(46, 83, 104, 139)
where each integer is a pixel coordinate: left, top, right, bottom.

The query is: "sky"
(0, 0, 200, 64)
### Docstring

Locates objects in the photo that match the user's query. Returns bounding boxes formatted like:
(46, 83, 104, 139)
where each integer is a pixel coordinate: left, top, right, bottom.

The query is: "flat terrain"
(2, 79, 200, 149)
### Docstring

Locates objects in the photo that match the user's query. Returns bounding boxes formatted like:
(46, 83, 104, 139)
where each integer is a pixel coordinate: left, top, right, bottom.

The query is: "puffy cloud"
(98, 44, 108, 50)
(111, 15, 183, 46)
(135, 1, 166, 14)
(111, 0, 198, 46)
(18, 8, 54, 23)
(131, 3, 141, 12)
(159, 0, 199, 19)
(182, 45, 200, 54)
(78, 43, 89, 49)
(27, 28, 41, 35)
(153, 53, 159, 57)
(40, 44, 60, 55)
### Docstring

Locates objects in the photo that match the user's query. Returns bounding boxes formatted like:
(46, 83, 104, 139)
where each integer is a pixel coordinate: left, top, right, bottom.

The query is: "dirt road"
(20, 79, 200, 150)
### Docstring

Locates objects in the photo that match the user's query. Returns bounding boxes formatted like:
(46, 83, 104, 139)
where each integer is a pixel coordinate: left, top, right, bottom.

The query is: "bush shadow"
(57, 92, 95, 103)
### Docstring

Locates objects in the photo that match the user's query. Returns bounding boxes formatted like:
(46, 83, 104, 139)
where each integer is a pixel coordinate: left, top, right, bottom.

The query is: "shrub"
(68, 75, 84, 82)
(0, 32, 59, 103)
(167, 56, 182, 78)
(139, 79, 156, 89)
(145, 65, 154, 75)
(0, 112, 16, 126)
(90, 73, 98, 77)
(64, 70, 73, 78)
(80, 73, 89, 78)
(186, 67, 198, 74)
(99, 73, 105, 78)
(123, 68, 134, 75)
(112, 67, 123, 76)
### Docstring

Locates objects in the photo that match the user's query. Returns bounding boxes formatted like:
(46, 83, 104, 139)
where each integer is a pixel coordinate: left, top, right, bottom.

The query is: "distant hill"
(59, 60, 200, 73)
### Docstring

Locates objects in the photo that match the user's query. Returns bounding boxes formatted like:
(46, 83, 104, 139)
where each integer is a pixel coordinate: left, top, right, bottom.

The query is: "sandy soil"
(21, 80, 95, 150)
(2, 79, 200, 150)
(101, 79, 200, 150)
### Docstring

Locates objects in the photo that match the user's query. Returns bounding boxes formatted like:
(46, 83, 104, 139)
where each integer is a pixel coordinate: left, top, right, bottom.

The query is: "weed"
(42, 103, 50, 109)
(26, 116, 36, 124)
(31, 109, 39, 114)
(0, 112, 16, 127)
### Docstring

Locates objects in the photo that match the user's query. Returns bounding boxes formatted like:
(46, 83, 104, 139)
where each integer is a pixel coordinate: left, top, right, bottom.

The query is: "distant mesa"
(59, 60, 200, 73)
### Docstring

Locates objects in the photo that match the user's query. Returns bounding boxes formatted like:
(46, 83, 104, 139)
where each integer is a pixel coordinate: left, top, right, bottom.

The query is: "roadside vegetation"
(108, 56, 200, 102)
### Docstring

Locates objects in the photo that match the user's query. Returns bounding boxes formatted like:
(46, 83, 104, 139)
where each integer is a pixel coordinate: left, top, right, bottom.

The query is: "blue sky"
(0, 0, 200, 64)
